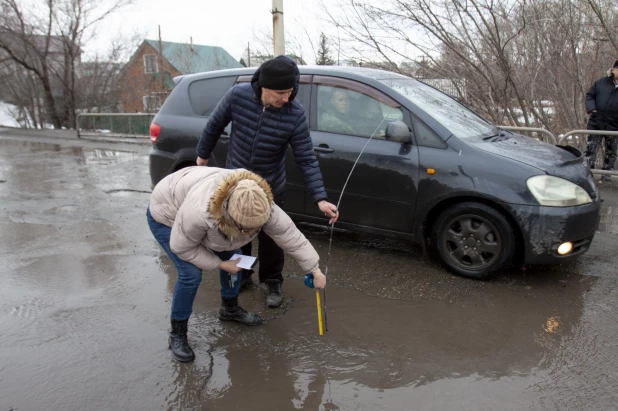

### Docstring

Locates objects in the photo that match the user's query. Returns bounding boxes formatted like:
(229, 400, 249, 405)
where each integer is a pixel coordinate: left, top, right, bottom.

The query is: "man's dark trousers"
(585, 112, 618, 170)
(241, 194, 285, 283)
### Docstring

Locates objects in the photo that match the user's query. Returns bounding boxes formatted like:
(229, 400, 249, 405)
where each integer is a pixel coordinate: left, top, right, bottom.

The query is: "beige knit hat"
(228, 179, 272, 229)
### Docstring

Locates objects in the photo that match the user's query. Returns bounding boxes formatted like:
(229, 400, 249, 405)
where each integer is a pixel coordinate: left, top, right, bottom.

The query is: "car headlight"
(526, 175, 592, 207)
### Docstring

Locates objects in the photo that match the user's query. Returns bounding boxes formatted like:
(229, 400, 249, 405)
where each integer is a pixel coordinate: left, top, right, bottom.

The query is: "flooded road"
(1, 131, 617, 410)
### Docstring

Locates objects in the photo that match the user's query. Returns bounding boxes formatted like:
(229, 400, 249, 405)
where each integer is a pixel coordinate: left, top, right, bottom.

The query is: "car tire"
(432, 202, 515, 280)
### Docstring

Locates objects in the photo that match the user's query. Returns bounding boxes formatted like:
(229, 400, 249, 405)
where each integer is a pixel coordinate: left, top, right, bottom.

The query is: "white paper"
(230, 254, 257, 270)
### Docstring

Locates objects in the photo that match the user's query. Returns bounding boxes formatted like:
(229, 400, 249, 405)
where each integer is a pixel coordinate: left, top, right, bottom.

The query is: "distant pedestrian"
(585, 59, 618, 182)
(147, 166, 326, 363)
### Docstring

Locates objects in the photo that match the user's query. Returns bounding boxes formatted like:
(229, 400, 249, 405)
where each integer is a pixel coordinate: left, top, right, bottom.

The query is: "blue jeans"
(147, 208, 242, 321)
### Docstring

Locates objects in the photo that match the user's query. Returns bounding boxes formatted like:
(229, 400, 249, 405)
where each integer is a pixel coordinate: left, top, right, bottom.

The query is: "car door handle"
(314, 144, 334, 153)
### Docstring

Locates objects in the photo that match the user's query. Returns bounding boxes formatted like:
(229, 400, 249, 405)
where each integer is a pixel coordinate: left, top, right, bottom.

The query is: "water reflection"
(82, 148, 141, 164)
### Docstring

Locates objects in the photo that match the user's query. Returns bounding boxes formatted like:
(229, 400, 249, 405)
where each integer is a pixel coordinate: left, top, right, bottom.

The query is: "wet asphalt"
(0, 129, 617, 411)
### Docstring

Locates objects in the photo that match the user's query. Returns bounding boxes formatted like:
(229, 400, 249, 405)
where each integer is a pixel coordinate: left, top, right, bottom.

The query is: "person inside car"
(195, 56, 338, 309)
(319, 87, 357, 135)
(147, 166, 326, 363)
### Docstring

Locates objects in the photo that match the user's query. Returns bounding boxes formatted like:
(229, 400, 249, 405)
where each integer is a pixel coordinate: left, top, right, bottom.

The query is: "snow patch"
(0, 102, 20, 128)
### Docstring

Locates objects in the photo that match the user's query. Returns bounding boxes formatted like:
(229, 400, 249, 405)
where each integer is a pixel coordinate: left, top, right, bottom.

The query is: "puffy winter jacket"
(586, 75, 618, 128)
(149, 166, 320, 273)
(196, 56, 327, 203)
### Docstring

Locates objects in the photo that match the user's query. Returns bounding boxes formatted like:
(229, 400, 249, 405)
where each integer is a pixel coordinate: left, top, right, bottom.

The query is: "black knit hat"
(613, 59, 618, 69)
(259, 57, 296, 90)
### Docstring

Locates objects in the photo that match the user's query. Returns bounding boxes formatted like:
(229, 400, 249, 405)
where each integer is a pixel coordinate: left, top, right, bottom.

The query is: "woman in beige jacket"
(147, 166, 326, 363)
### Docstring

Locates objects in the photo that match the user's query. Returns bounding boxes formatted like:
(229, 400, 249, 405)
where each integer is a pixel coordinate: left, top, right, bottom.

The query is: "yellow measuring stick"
(315, 290, 324, 336)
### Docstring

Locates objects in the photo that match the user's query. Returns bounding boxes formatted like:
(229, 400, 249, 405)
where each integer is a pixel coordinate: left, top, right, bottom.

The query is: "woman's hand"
(219, 258, 241, 274)
(311, 268, 326, 289)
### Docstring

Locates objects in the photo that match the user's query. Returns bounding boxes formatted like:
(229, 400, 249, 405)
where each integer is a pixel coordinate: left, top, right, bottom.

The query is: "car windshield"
(378, 78, 497, 139)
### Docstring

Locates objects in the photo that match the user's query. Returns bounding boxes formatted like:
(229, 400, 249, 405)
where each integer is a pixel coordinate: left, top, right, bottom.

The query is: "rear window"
(188, 76, 236, 116)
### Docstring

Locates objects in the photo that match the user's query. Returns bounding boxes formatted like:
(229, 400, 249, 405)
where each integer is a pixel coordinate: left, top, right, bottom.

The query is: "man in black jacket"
(196, 56, 339, 308)
(585, 59, 618, 182)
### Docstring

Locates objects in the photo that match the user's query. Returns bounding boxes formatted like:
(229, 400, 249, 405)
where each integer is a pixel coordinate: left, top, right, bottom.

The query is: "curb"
(0, 127, 150, 145)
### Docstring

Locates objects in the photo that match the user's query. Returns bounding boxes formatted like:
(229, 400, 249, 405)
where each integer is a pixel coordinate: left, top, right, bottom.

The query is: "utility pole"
(337, 25, 341, 66)
(272, 0, 285, 57)
(158, 25, 163, 56)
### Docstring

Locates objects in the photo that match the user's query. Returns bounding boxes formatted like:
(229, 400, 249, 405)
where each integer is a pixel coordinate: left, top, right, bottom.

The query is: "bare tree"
(0, 0, 131, 129)
(78, 32, 141, 115)
(323, 0, 533, 124)
(0, 0, 64, 128)
(584, 0, 618, 55)
(322, 0, 618, 136)
(0, 58, 43, 127)
(248, 26, 307, 64)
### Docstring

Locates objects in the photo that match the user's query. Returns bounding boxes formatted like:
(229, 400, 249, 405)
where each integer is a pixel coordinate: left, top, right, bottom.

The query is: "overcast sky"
(89, 0, 336, 64)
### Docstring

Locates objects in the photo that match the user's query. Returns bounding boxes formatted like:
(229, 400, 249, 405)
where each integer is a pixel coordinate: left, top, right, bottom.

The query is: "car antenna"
(321, 117, 387, 332)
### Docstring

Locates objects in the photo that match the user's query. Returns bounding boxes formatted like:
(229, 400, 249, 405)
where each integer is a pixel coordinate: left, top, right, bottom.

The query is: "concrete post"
(272, 0, 285, 57)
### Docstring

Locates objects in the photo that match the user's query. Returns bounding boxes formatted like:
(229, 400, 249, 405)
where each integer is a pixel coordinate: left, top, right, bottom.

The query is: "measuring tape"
(304, 118, 387, 335)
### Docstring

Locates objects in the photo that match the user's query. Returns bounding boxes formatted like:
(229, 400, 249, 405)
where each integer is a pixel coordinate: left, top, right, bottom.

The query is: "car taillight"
(150, 122, 161, 143)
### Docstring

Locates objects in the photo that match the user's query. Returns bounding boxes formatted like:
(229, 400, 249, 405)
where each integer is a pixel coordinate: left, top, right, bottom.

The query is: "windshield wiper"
(483, 129, 510, 141)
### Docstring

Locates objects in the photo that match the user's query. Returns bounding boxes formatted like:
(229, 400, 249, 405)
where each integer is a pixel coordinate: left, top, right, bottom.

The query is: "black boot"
(169, 319, 195, 363)
(265, 279, 283, 308)
(219, 297, 263, 326)
(239, 269, 254, 292)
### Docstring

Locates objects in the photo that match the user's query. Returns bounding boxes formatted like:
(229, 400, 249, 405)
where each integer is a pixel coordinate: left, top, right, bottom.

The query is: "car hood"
(467, 133, 597, 196)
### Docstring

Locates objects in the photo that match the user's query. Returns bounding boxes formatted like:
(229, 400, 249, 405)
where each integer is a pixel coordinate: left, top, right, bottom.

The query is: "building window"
(144, 54, 158, 73)
(143, 95, 161, 112)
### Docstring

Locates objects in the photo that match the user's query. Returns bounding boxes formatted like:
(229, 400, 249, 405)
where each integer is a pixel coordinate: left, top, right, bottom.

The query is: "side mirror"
(385, 121, 412, 144)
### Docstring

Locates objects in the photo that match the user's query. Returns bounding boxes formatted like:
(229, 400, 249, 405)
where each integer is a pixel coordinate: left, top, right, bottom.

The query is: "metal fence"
(502, 126, 618, 177)
(76, 113, 155, 140)
(499, 126, 558, 145)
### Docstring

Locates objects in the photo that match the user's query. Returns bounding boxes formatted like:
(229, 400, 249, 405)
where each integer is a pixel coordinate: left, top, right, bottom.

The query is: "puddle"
(1, 133, 618, 410)
(83, 149, 141, 164)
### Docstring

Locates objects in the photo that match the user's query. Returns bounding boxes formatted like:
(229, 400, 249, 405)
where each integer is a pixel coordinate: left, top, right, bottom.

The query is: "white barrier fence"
(501, 127, 618, 178)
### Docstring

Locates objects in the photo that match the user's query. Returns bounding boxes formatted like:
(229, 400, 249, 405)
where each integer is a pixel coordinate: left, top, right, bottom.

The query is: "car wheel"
(432, 202, 515, 280)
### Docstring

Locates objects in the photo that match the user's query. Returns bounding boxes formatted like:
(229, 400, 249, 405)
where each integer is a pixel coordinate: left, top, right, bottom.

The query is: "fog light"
(557, 242, 573, 255)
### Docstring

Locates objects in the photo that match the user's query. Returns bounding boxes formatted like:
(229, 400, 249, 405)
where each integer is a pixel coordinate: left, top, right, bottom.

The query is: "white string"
(321, 117, 387, 331)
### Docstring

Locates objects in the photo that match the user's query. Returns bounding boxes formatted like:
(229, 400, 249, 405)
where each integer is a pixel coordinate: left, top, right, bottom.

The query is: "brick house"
(117, 40, 242, 113)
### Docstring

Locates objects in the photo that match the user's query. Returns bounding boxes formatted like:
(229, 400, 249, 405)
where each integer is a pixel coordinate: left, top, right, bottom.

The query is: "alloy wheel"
(441, 214, 501, 271)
